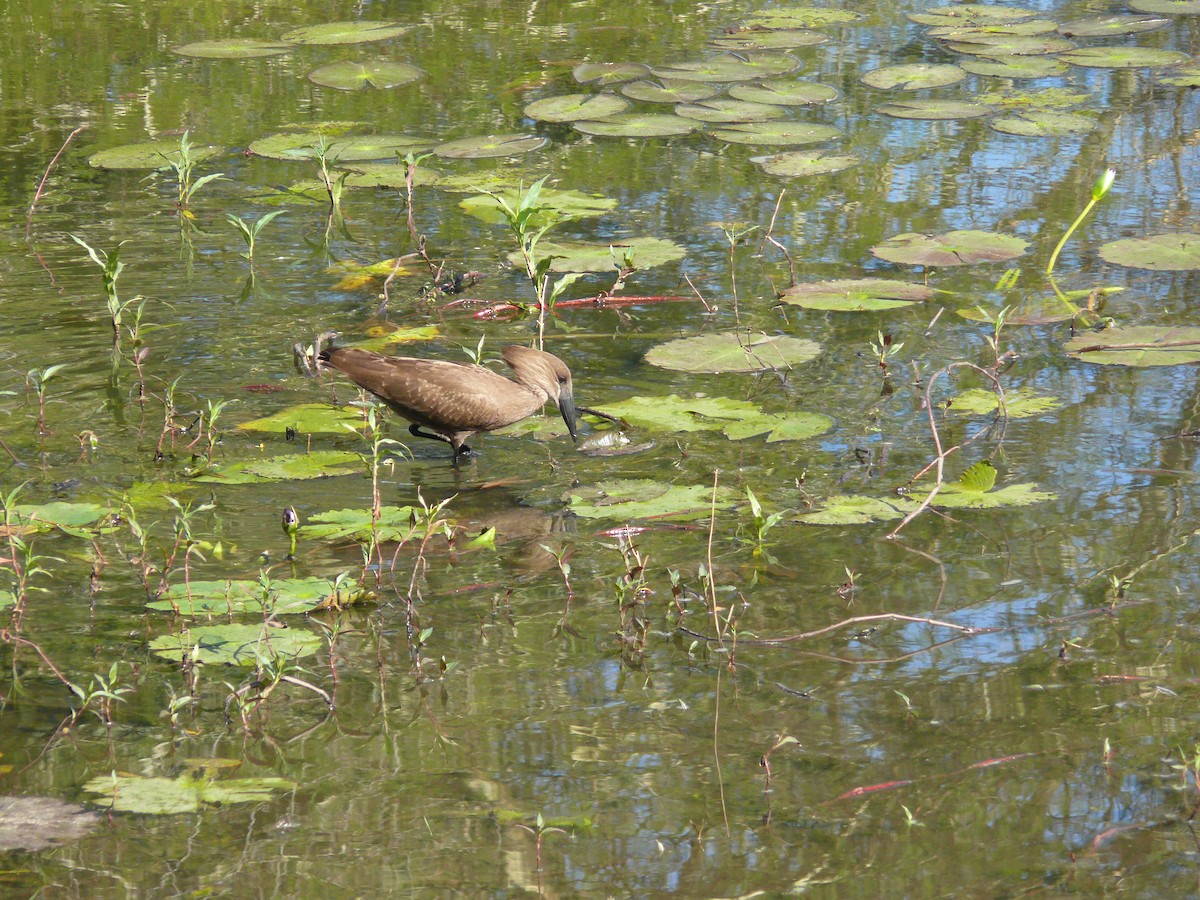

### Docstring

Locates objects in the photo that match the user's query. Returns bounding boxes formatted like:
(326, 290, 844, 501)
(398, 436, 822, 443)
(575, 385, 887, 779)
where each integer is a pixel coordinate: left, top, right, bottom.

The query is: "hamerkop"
(317, 343, 578, 461)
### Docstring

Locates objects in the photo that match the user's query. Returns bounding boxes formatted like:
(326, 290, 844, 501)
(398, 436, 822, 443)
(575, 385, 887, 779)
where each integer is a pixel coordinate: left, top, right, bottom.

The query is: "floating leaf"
(594, 394, 762, 433)
(710, 121, 841, 145)
(248, 131, 429, 161)
(238, 404, 367, 434)
(461, 187, 615, 225)
(513, 237, 685, 272)
(645, 333, 821, 373)
(621, 79, 721, 103)
(568, 479, 734, 520)
(1059, 47, 1188, 68)
(573, 114, 700, 137)
(11, 502, 114, 533)
(88, 140, 223, 170)
(728, 79, 839, 105)
(978, 87, 1092, 110)
(752, 149, 859, 177)
(307, 60, 423, 90)
(299, 506, 421, 543)
(524, 93, 629, 122)
(1065, 326, 1200, 366)
(959, 55, 1067, 78)
(572, 62, 650, 85)
(710, 29, 828, 51)
(928, 19, 1060, 37)
(871, 230, 1029, 267)
(1129, 0, 1200, 13)
(949, 388, 1063, 418)
(935, 480, 1057, 508)
(149, 623, 322, 666)
(861, 64, 966, 90)
(433, 133, 547, 158)
(1158, 65, 1200, 86)
(674, 99, 787, 123)
(956, 287, 1121, 325)
(148, 577, 364, 615)
(721, 411, 833, 442)
(798, 494, 917, 525)
(350, 325, 443, 350)
(335, 162, 441, 189)
(1057, 14, 1171, 36)
(908, 4, 1038, 27)
(942, 34, 1076, 56)
(172, 40, 292, 59)
(83, 772, 295, 814)
(1098, 233, 1200, 270)
(191, 451, 362, 484)
(779, 278, 934, 311)
(990, 110, 1097, 136)
(742, 8, 863, 28)
(282, 21, 410, 44)
(875, 99, 994, 119)
(956, 461, 998, 493)
(650, 54, 801, 83)
(0, 590, 14, 611)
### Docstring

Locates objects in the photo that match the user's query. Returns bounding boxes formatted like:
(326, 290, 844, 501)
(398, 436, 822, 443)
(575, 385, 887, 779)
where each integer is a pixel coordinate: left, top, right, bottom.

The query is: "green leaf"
(523, 93, 629, 122)
(433, 134, 547, 159)
(172, 40, 292, 59)
(1097, 233, 1200, 271)
(149, 623, 323, 666)
(88, 140, 223, 170)
(568, 480, 734, 520)
(237, 405, 368, 434)
(779, 278, 934, 311)
(299, 506, 421, 543)
(307, 61, 424, 91)
(1065, 326, 1200, 366)
(83, 772, 295, 814)
(191, 451, 363, 484)
(282, 21, 411, 45)
(147, 577, 364, 615)
(871, 230, 1029, 267)
(954, 461, 998, 493)
(949, 388, 1064, 418)
(645, 333, 821, 373)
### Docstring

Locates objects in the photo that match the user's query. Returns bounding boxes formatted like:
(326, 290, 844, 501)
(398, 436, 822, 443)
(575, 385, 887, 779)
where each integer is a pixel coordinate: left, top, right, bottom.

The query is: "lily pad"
(88, 139, 223, 170)
(779, 278, 935, 311)
(871, 230, 1029, 267)
(336, 162, 441, 189)
(573, 114, 701, 138)
(1129, 0, 1200, 13)
(752, 149, 859, 177)
(908, 4, 1038, 27)
(514, 237, 685, 272)
(433, 133, 547, 158)
(83, 772, 296, 815)
(721, 411, 834, 442)
(1065, 326, 1200, 366)
(1057, 14, 1171, 36)
(710, 29, 828, 51)
(928, 20, 1060, 37)
(594, 394, 762, 433)
(282, 21, 410, 44)
(148, 577, 364, 615)
(742, 8, 863, 28)
(568, 479, 735, 521)
(875, 99, 994, 120)
(674, 99, 787, 123)
(942, 34, 1076, 55)
(307, 60, 424, 91)
(11, 502, 114, 533)
(798, 494, 917, 525)
(149, 623, 323, 666)
(650, 54, 801, 83)
(347, 325, 442, 351)
(461, 187, 615, 225)
(710, 121, 842, 145)
(524, 93, 629, 122)
(990, 110, 1097, 136)
(1158, 65, 1200, 86)
(728, 79, 839, 105)
(299, 506, 421, 543)
(978, 87, 1092, 110)
(172, 40, 292, 59)
(238, 404, 367, 434)
(1059, 47, 1188, 68)
(645, 333, 821, 373)
(1098, 233, 1200, 270)
(621, 79, 722, 103)
(935, 479, 1057, 509)
(959, 55, 1067, 78)
(949, 388, 1063, 418)
(191, 451, 362, 484)
(248, 131, 430, 161)
(861, 64, 966, 90)
(572, 62, 650, 85)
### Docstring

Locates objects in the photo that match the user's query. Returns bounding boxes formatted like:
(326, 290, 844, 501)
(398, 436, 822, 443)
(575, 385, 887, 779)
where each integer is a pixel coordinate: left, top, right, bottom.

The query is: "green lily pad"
(568, 479, 735, 521)
(148, 577, 364, 615)
(674, 99, 787, 123)
(728, 79, 839, 105)
(908, 4, 1038, 27)
(710, 121, 842, 145)
(11, 502, 114, 533)
(1158, 65, 1200, 86)
(949, 388, 1064, 418)
(335, 162, 441, 189)
(523, 93, 629, 122)
(1098, 233, 1200, 270)
(645, 333, 821, 373)
(461, 187, 615, 225)
(432, 170, 527, 193)
(83, 772, 296, 814)
(299, 506, 421, 543)
(594, 394, 763, 433)
(959, 55, 1067, 78)
(172, 40, 292, 59)
(149, 623, 322, 666)
(875, 99, 994, 119)
(956, 287, 1122, 325)
(345, 325, 442, 351)
(1129, 0, 1200, 13)
(871, 230, 1029, 267)
(861, 64, 966, 90)
(1059, 47, 1188, 68)
(513, 237, 685, 272)
(942, 34, 1076, 55)
(650, 54, 801, 83)
(572, 62, 650, 85)
(621, 79, 722, 103)
(798, 494, 917, 525)
(742, 8, 863, 28)
(307, 60, 424, 91)
(798, 477, 1056, 523)
(1057, 14, 1171, 36)
(282, 21, 410, 44)
(433, 133, 547, 158)
(935, 479, 1057, 508)
(990, 110, 1097, 136)
(1065, 326, 1200, 366)
(0, 590, 14, 611)
(573, 114, 701, 137)
(779, 278, 934, 311)
(710, 29, 828, 51)
(238, 404, 367, 434)
(721, 411, 833, 442)
(752, 149, 859, 177)
(978, 87, 1092, 109)
(88, 139, 223, 170)
(928, 19, 1060, 37)
(248, 131, 430, 161)
(191, 451, 362, 484)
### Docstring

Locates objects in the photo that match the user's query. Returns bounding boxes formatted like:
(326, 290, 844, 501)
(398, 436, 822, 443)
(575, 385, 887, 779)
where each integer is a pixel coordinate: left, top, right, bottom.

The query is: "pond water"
(3, 0, 1200, 894)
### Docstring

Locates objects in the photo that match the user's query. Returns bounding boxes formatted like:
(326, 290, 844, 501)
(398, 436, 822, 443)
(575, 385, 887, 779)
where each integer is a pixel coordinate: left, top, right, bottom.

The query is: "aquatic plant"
(70, 236, 137, 341)
(227, 210, 284, 266)
(163, 131, 225, 213)
(67, 662, 131, 729)
(1046, 167, 1116, 277)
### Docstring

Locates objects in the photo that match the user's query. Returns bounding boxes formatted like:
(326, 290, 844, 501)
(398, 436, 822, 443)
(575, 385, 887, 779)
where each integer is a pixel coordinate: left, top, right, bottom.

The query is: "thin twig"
(26, 125, 88, 239)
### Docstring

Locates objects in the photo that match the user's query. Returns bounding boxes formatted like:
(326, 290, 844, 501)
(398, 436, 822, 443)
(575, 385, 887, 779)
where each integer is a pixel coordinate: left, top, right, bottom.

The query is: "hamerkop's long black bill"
(559, 394, 579, 442)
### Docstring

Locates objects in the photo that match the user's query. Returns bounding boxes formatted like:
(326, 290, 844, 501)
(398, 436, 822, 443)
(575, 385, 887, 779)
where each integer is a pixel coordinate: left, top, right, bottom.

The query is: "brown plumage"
(318, 344, 578, 461)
